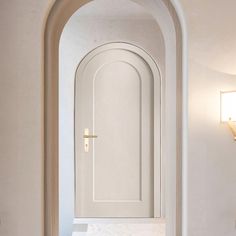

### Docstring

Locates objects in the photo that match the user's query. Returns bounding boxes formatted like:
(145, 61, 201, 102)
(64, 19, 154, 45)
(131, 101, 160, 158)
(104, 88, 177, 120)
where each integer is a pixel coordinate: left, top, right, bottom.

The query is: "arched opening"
(44, 0, 187, 236)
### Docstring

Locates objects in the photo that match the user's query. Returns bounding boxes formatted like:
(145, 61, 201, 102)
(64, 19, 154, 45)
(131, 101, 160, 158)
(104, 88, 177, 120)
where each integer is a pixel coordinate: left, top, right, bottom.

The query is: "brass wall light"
(221, 91, 236, 140)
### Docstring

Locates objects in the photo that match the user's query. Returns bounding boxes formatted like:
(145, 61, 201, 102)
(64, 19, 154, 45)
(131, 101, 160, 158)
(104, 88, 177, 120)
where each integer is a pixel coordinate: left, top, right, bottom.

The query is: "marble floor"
(72, 223, 165, 236)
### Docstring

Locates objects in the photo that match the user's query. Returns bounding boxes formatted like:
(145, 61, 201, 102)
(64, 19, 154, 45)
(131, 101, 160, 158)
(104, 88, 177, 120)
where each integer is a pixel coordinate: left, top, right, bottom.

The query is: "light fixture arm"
(227, 119, 236, 141)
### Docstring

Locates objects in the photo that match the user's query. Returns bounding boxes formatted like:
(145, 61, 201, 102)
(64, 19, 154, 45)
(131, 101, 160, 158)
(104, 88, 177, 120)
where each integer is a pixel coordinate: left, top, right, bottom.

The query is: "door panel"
(94, 61, 142, 202)
(75, 43, 159, 218)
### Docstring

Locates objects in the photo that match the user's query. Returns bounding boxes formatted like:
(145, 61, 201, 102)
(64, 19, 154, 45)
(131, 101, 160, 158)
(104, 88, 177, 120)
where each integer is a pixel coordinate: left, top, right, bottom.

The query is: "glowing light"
(221, 91, 236, 122)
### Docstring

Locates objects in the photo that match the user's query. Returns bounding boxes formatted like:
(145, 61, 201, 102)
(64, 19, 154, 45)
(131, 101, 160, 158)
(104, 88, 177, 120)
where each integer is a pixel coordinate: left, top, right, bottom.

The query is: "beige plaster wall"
(180, 0, 236, 235)
(0, 1, 53, 236)
(1, 0, 236, 236)
(187, 61, 236, 236)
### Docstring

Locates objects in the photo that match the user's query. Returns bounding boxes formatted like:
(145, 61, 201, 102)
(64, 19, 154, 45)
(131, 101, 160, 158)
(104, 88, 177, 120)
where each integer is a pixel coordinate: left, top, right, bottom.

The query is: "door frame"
(44, 1, 188, 236)
(74, 42, 162, 218)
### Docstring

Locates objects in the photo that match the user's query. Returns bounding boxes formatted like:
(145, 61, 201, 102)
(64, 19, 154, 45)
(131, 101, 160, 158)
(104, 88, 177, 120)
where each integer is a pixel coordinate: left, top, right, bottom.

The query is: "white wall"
(1, 0, 236, 236)
(59, 5, 165, 235)
(188, 60, 236, 236)
(179, 0, 236, 234)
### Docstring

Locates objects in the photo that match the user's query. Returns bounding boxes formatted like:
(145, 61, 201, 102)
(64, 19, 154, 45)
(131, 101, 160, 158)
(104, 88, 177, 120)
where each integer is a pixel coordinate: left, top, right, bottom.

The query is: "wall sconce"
(221, 91, 236, 140)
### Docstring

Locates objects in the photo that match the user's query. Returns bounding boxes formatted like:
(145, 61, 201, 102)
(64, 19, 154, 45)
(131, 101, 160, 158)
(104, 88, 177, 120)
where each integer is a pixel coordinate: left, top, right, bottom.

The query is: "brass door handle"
(83, 129, 97, 152)
(83, 134, 98, 138)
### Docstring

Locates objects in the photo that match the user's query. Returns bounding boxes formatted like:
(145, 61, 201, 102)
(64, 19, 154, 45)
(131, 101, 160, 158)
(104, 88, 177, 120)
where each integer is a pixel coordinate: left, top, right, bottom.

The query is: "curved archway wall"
(45, 1, 187, 236)
(59, 2, 165, 235)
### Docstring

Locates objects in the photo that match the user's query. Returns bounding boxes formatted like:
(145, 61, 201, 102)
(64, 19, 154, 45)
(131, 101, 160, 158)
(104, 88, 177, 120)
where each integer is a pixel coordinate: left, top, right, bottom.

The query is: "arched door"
(75, 43, 161, 218)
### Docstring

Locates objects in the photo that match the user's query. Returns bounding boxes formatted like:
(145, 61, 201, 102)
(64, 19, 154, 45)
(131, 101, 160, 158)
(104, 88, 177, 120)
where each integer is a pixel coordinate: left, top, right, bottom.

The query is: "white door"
(75, 43, 161, 218)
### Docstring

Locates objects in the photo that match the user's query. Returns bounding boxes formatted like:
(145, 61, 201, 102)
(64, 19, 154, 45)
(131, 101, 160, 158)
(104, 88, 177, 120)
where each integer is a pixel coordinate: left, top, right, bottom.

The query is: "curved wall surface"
(59, 2, 165, 235)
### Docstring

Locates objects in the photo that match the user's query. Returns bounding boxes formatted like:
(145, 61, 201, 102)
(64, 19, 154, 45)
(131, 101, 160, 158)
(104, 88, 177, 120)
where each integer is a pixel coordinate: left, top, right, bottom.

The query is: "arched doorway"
(44, 1, 188, 236)
(74, 42, 161, 219)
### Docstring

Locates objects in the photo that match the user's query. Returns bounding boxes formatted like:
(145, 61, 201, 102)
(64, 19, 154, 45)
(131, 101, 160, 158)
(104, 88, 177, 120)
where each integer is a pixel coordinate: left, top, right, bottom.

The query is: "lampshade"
(221, 91, 236, 122)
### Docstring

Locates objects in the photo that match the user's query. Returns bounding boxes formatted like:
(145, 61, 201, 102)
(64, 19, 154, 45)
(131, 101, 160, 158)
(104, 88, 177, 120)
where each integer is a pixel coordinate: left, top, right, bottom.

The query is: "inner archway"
(44, 1, 187, 236)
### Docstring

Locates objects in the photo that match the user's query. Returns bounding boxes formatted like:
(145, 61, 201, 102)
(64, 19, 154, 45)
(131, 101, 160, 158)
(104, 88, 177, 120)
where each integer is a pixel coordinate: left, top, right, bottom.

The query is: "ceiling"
(180, 0, 236, 75)
(76, 0, 152, 19)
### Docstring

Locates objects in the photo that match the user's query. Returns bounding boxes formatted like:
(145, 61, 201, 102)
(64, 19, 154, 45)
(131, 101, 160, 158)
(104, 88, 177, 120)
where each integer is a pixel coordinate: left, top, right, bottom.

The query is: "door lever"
(83, 129, 97, 152)
(83, 134, 98, 138)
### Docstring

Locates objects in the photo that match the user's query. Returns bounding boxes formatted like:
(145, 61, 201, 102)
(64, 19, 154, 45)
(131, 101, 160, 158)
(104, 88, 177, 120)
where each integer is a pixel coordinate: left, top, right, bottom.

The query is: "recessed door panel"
(75, 43, 160, 218)
(94, 61, 142, 202)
